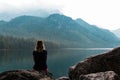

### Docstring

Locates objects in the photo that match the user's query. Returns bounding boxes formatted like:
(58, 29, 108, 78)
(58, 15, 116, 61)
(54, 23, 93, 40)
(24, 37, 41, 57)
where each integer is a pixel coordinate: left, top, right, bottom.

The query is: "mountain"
(0, 14, 119, 48)
(0, 20, 7, 26)
(113, 29, 120, 38)
(76, 19, 119, 43)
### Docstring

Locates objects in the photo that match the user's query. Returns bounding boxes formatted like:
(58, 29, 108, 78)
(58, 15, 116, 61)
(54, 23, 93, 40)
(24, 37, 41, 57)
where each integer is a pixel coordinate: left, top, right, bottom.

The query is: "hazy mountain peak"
(8, 15, 43, 25)
(10, 15, 40, 20)
(46, 14, 78, 27)
(76, 18, 91, 26)
(48, 14, 73, 21)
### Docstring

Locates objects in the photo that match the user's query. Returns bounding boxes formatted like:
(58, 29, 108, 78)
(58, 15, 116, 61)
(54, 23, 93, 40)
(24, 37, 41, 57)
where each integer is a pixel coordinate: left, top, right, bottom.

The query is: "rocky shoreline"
(0, 70, 53, 80)
(1, 47, 120, 80)
(68, 47, 120, 80)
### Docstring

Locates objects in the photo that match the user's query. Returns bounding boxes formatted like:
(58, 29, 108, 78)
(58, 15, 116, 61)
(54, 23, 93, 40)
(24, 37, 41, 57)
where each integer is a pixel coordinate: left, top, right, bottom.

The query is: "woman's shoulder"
(43, 50, 47, 52)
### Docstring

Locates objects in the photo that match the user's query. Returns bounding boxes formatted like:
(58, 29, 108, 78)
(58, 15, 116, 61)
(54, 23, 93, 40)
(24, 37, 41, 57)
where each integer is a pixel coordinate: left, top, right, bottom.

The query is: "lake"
(0, 48, 113, 78)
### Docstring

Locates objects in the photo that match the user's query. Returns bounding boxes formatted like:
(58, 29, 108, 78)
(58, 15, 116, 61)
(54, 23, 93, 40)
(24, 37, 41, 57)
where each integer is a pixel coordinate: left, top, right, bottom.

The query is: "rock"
(69, 47, 120, 80)
(0, 70, 54, 80)
(79, 71, 120, 80)
(56, 76, 69, 80)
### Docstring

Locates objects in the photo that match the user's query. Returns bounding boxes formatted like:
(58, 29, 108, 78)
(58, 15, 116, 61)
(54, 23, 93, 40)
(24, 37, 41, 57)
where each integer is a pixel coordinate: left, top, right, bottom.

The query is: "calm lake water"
(0, 48, 113, 78)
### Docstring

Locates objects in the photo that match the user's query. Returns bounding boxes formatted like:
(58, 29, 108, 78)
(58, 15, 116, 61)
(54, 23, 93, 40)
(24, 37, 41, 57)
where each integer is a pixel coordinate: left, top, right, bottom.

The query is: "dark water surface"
(0, 48, 112, 78)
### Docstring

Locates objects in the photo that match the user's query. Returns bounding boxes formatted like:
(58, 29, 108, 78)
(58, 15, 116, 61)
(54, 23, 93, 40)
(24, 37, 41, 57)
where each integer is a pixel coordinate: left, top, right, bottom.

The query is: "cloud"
(0, 0, 64, 12)
(0, 0, 120, 30)
(0, 0, 63, 20)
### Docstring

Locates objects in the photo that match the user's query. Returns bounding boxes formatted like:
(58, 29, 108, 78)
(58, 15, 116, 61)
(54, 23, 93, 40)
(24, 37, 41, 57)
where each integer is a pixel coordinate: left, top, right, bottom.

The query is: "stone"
(79, 71, 120, 80)
(0, 70, 54, 80)
(69, 47, 120, 80)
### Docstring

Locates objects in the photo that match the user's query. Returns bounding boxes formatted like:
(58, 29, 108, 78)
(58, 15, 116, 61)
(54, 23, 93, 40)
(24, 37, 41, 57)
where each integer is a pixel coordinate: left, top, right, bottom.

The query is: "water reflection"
(0, 48, 111, 78)
(0, 50, 33, 71)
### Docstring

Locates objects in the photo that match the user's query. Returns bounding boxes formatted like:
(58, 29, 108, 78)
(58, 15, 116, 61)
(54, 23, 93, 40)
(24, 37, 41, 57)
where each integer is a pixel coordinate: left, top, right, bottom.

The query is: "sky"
(0, 0, 120, 30)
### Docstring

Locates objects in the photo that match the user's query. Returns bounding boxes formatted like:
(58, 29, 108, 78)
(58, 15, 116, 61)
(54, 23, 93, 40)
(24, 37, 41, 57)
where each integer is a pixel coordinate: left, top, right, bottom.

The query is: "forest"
(0, 35, 35, 49)
(0, 35, 61, 49)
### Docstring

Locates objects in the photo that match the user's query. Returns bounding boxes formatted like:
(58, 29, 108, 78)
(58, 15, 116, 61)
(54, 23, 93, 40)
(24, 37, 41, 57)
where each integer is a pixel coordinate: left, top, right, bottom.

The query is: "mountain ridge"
(0, 14, 119, 48)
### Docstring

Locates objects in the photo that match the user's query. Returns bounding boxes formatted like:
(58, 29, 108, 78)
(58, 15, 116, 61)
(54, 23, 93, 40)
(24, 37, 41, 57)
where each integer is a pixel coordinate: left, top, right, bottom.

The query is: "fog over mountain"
(0, 9, 62, 21)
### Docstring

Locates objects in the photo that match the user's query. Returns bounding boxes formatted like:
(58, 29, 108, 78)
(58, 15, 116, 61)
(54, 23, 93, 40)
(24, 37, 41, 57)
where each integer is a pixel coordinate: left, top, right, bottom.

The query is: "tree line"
(0, 35, 62, 49)
(0, 35, 35, 49)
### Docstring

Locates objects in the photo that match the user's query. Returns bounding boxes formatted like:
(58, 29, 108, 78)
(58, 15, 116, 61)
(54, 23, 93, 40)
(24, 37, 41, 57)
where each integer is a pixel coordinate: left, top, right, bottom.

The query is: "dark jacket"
(33, 50, 47, 71)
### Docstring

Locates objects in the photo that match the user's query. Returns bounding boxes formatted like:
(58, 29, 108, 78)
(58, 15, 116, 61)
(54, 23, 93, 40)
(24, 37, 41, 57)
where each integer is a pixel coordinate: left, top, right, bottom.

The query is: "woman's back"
(33, 50, 47, 66)
(33, 41, 48, 72)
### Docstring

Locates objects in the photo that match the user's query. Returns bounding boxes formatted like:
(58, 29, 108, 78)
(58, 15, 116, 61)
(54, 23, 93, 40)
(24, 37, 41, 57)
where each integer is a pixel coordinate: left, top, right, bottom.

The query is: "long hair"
(34, 40, 46, 52)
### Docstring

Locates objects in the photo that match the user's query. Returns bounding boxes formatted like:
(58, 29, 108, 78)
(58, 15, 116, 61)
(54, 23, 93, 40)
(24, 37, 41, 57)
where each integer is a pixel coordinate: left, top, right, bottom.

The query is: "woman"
(33, 40, 48, 72)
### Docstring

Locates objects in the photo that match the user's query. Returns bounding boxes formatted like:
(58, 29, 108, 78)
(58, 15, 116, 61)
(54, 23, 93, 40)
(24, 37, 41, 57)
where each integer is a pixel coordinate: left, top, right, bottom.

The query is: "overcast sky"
(0, 0, 120, 30)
